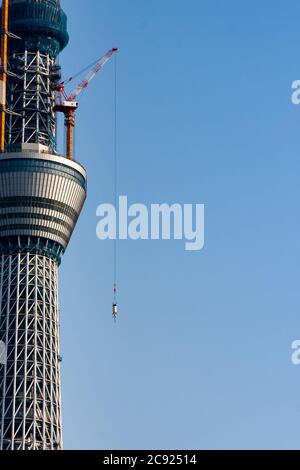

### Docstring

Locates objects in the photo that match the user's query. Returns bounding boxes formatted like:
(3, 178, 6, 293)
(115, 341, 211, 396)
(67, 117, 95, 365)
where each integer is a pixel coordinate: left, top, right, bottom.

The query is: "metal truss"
(7, 50, 57, 152)
(0, 252, 62, 450)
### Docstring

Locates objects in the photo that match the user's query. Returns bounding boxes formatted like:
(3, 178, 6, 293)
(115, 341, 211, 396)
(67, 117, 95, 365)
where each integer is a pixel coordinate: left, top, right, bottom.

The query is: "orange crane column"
(65, 110, 75, 160)
(0, 0, 8, 153)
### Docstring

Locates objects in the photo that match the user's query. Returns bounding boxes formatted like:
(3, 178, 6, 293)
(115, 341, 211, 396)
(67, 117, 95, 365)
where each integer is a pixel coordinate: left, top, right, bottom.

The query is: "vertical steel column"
(0, 0, 8, 152)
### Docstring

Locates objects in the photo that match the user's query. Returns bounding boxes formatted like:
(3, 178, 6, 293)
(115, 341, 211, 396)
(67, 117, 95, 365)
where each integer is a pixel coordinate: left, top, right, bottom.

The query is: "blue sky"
(58, 0, 300, 449)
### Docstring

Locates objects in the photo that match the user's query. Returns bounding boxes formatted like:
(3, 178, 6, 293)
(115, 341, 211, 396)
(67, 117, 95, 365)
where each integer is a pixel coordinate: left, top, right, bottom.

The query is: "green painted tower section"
(8, 0, 69, 57)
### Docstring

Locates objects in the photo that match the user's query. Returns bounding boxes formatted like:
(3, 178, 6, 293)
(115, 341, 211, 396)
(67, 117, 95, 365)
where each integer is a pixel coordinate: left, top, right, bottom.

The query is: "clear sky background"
(57, 0, 300, 449)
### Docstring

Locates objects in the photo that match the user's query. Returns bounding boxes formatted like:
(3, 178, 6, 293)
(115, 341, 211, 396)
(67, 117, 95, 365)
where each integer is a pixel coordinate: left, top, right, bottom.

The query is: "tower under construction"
(0, 0, 87, 450)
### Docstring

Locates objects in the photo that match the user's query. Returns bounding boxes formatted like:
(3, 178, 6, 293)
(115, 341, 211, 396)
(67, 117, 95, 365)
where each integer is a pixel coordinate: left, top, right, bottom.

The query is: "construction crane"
(55, 47, 118, 160)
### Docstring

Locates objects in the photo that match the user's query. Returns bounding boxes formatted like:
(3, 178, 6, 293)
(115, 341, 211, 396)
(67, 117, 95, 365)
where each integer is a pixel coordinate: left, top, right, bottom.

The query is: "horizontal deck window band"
(0, 213, 73, 233)
(0, 224, 69, 244)
(0, 197, 79, 221)
(0, 170, 85, 191)
(0, 207, 74, 225)
(0, 159, 86, 190)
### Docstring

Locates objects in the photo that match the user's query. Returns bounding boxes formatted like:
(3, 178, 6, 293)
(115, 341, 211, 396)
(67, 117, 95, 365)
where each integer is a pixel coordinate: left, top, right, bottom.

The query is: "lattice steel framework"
(7, 51, 58, 152)
(0, 251, 62, 450)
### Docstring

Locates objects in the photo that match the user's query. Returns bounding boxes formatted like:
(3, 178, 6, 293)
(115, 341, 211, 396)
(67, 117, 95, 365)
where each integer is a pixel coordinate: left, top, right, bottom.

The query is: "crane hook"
(112, 283, 118, 322)
(112, 301, 118, 322)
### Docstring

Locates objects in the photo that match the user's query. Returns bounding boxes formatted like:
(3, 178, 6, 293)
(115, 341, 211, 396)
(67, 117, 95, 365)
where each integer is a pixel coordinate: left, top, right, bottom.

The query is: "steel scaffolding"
(7, 51, 58, 152)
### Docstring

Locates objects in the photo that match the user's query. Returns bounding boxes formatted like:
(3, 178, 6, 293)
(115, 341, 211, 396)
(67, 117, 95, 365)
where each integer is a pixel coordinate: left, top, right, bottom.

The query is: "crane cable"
(112, 53, 118, 322)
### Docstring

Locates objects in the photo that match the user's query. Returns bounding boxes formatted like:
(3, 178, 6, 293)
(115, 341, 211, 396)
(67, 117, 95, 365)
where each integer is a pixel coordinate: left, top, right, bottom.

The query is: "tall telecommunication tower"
(0, 0, 87, 450)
